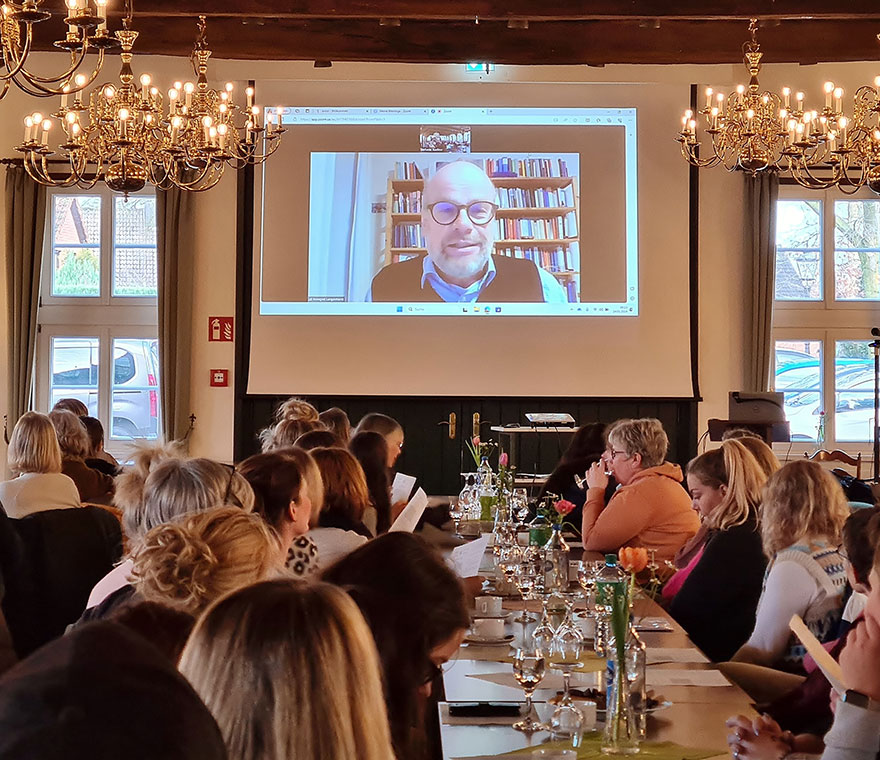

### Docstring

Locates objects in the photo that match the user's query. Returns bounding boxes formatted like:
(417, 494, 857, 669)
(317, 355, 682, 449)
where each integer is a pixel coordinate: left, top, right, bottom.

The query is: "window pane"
(835, 340, 875, 442)
(774, 340, 822, 441)
(775, 200, 822, 301)
(52, 195, 101, 297)
(113, 196, 157, 297)
(50, 337, 99, 415)
(110, 338, 160, 440)
(834, 200, 880, 301)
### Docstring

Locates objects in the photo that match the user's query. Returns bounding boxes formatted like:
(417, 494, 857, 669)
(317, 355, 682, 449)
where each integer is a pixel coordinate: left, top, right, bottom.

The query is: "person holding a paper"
(731, 461, 849, 673)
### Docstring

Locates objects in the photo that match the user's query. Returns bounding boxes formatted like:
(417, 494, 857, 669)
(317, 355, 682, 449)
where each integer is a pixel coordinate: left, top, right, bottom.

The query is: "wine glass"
(448, 496, 466, 537)
(497, 545, 522, 589)
(576, 560, 603, 611)
(512, 645, 547, 733)
(532, 598, 556, 653)
(546, 593, 568, 632)
(512, 488, 530, 524)
(548, 610, 586, 740)
(513, 560, 538, 624)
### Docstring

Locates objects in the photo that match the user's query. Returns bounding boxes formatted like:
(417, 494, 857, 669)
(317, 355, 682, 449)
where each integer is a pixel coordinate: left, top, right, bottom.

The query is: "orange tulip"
(618, 546, 649, 573)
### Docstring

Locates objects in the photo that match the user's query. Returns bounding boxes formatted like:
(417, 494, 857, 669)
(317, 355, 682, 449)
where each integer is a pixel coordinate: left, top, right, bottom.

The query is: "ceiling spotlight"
(379, 18, 401, 27)
(507, 19, 529, 30)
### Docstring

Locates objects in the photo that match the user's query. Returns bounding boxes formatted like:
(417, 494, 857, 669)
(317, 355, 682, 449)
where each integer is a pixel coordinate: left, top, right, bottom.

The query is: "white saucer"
(470, 611, 512, 621)
(463, 633, 515, 646)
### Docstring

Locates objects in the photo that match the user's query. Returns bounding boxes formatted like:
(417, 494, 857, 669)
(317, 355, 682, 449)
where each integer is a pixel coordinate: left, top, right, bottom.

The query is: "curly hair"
(130, 506, 281, 615)
(259, 418, 324, 453)
(274, 397, 320, 423)
(760, 460, 851, 557)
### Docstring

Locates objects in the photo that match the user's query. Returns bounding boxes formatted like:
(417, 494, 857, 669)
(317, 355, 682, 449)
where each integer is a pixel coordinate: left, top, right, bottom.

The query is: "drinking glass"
(513, 560, 538, 624)
(532, 598, 556, 653)
(512, 645, 547, 733)
(549, 610, 586, 741)
(498, 545, 522, 587)
(546, 593, 568, 632)
(576, 560, 604, 611)
(512, 488, 530, 523)
(448, 496, 466, 537)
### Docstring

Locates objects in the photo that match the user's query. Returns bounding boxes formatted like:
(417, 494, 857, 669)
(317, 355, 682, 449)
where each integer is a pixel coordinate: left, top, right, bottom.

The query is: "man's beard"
(431, 245, 491, 285)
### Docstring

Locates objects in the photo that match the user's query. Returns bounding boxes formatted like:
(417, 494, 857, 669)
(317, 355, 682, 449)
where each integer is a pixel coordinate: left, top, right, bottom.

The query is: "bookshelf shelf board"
(490, 176, 573, 188)
(391, 213, 421, 222)
(391, 247, 427, 254)
(390, 179, 424, 190)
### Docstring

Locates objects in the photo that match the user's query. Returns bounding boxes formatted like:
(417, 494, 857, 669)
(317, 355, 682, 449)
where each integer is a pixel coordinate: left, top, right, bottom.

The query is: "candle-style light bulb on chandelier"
(677, 18, 880, 194)
(15, 8, 285, 193)
(0, 0, 119, 100)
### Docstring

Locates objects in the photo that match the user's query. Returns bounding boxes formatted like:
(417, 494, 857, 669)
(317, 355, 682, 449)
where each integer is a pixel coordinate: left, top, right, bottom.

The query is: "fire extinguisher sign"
(208, 317, 234, 342)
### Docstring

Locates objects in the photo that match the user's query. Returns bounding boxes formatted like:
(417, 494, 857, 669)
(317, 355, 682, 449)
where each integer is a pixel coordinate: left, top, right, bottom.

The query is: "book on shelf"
(485, 157, 570, 178)
(393, 162, 424, 180)
(392, 191, 422, 213)
(392, 223, 425, 248)
(496, 184, 575, 209)
(496, 245, 578, 273)
(496, 216, 578, 240)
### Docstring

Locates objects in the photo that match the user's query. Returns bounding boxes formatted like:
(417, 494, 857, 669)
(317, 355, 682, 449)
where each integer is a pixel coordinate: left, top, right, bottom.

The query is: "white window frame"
(773, 185, 880, 459)
(37, 186, 160, 455)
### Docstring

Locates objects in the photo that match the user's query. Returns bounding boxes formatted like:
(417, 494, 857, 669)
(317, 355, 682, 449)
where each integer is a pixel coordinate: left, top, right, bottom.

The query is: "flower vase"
(601, 626, 646, 754)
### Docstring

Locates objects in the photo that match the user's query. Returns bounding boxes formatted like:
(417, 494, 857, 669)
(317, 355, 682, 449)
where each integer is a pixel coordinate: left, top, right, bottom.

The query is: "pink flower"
(472, 436, 481, 446)
(499, 452, 509, 467)
(554, 499, 576, 516)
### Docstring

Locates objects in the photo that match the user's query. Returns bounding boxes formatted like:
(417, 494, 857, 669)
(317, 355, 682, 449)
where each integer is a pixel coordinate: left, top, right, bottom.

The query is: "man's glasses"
(428, 201, 498, 226)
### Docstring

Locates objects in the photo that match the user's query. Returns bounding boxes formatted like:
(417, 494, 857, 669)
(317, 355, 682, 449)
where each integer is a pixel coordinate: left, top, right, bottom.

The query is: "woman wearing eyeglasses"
(368, 161, 566, 303)
(582, 418, 700, 571)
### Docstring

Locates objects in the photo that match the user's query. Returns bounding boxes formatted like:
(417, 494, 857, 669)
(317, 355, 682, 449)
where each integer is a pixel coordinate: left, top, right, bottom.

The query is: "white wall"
(4, 51, 876, 464)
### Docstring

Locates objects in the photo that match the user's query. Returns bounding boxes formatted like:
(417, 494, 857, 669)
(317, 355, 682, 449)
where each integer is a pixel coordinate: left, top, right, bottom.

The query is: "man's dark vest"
(371, 254, 544, 302)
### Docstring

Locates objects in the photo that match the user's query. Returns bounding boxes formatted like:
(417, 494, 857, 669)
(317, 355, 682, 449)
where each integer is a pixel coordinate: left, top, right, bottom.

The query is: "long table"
(438, 575, 754, 759)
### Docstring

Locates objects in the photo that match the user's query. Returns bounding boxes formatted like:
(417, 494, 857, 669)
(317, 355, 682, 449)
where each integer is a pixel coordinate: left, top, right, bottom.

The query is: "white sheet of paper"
(789, 614, 847, 694)
(449, 535, 490, 578)
(391, 472, 417, 505)
(389, 487, 428, 533)
(645, 669, 731, 688)
(646, 647, 709, 665)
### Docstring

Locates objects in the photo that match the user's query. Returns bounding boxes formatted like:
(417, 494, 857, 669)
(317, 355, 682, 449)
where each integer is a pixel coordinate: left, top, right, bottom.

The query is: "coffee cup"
(472, 617, 505, 639)
(475, 596, 503, 616)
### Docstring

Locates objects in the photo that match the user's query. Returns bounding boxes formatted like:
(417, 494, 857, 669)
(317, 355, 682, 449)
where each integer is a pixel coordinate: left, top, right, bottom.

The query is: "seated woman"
(582, 418, 700, 568)
(732, 460, 849, 673)
(48, 410, 114, 504)
(349, 431, 394, 534)
(322, 533, 470, 760)
(308, 447, 373, 566)
(238, 449, 320, 578)
(259, 417, 325, 453)
(273, 396, 320, 423)
(319, 406, 352, 441)
(178, 580, 395, 760)
(539, 422, 608, 527)
(129, 506, 282, 616)
(354, 413, 405, 471)
(51, 397, 88, 416)
(733, 435, 781, 478)
(666, 439, 768, 661)
(294, 429, 344, 450)
(87, 454, 255, 609)
(0, 412, 80, 517)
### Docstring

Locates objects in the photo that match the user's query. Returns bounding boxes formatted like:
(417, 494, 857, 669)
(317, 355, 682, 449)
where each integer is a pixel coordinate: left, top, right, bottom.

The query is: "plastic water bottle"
(593, 554, 626, 656)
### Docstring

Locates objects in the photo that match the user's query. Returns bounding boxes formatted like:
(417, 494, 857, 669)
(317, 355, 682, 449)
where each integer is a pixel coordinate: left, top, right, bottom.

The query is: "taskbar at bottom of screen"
(259, 301, 638, 317)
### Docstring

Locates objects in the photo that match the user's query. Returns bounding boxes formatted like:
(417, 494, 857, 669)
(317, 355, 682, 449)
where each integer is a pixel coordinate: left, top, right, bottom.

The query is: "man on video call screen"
(368, 161, 567, 304)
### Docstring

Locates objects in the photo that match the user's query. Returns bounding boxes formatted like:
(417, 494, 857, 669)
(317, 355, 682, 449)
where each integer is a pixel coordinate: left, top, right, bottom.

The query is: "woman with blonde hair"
(735, 435, 781, 478)
(0, 411, 80, 518)
(666, 439, 769, 661)
(48, 409, 114, 503)
(129, 506, 282, 616)
(259, 417, 324, 453)
(86, 456, 256, 610)
(308, 447, 373, 567)
(274, 396, 320, 423)
(732, 460, 850, 672)
(179, 579, 395, 760)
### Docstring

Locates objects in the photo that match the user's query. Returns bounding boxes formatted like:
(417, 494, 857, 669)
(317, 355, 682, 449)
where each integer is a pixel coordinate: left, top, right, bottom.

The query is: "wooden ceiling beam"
(94, 0, 880, 21)
(29, 17, 880, 65)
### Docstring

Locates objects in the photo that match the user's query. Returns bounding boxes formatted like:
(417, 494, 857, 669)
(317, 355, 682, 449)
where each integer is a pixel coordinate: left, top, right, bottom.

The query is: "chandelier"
(0, 0, 118, 99)
(677, 19, 880, 194)
(15, 12, 284, 193)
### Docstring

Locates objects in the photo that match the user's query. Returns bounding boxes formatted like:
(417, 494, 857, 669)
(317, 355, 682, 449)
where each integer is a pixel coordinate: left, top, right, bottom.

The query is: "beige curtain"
(156, 186, 195, 444)
(744, 172, 779, 392)
(5, 165, 46, 431)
